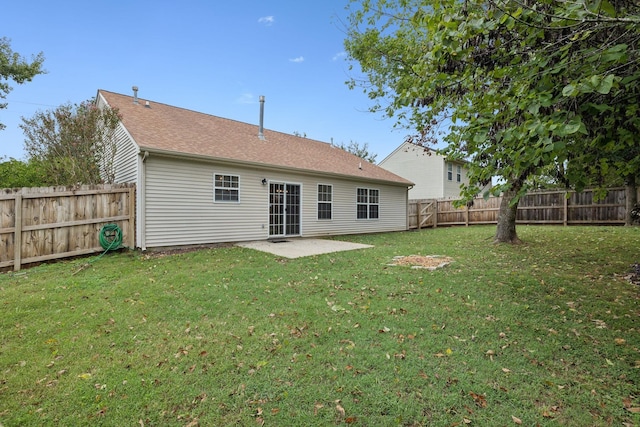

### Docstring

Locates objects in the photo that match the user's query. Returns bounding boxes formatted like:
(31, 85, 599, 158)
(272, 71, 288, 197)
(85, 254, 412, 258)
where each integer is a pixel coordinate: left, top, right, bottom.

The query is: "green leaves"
(345, 0, 640, 237)
(595, 74, 616, 94)
(554, 118, 584, 137)
(0, 37, 46, 130)
(20, 99, 122, 185)
(562, 74, 616, 97)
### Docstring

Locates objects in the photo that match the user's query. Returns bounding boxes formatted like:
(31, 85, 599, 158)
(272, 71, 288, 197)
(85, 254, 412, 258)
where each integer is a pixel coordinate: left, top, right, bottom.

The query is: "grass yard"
(1, 225, 639, 426)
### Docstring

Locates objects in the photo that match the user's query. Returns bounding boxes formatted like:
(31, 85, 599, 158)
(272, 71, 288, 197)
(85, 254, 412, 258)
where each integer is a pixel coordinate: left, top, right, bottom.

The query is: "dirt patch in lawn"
(390, 255, 453, 270)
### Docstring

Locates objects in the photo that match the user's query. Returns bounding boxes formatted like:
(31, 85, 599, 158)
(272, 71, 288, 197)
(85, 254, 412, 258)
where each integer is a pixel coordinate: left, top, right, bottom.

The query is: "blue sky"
(1, 1, 412, 163)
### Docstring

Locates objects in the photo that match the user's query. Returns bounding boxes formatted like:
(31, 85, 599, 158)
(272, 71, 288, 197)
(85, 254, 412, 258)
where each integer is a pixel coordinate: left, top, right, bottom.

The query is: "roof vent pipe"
(132, 86, 139, 104)
(258, 95, 265, 140)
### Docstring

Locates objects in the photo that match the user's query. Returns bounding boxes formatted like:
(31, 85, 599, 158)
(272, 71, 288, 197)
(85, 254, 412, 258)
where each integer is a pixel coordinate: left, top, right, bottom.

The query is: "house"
(379, 141, 477, 200)
(97, 89, 413, 250)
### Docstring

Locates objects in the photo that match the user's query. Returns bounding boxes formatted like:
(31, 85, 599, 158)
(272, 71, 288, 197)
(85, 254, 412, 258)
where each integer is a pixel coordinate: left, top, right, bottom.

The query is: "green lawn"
(1, 226, 639, 426)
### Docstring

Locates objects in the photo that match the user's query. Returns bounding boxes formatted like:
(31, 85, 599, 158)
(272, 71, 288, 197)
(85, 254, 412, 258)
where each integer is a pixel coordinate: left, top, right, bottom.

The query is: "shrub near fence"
(0, 183, 135, 271)
(409, 187, 633, 229)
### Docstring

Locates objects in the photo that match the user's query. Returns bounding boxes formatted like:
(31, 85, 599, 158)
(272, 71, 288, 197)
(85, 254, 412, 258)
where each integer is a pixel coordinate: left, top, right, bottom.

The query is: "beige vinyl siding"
(97, 92, 139, 184)
(112, 125, 139, 183)
(380, 142, 476, 200)
(258, 170, 407, 238)
(379, 143, 445, 199)
(443, 162, 467, 199)
(143, 155, 408, 247)
(302, 179, 408, 237)
(144, 156, 269, 247)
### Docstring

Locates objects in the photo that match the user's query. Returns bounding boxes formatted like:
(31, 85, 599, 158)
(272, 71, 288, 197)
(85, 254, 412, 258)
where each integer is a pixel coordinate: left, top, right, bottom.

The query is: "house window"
(456, 165, 462, 183)
(214, 174, 239, 202)
(357, 188, 379, 219)
(447, 163, 453, 181)
(317, 184, 332, 220)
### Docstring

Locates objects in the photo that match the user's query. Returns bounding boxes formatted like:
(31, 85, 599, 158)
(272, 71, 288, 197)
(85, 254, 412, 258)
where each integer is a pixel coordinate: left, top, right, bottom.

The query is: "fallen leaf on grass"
(336, 403, 346, 419)
(435, 348, 453, 358)
(469, 391, 487, 408)
(511, 415, 522, 424)
(542, 405, 561, 418)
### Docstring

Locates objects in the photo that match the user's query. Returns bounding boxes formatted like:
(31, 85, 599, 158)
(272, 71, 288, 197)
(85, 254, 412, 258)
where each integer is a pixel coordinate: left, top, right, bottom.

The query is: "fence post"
(434, 200, 438, 228)
(13, 193, 22, 271)
(465, 204, 469, 227)
(563, 192, 568, 226)
(417, 201, 422, 230)
(128, 186, 136, 248)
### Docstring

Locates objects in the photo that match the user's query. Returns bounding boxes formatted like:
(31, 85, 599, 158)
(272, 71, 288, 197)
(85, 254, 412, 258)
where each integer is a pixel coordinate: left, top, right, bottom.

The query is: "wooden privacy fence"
(409, 187, 633, 229)
(0, 183, 135, 271)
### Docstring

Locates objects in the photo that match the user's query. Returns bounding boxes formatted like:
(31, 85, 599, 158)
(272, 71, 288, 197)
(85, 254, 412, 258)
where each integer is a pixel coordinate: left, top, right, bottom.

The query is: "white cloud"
(289, 56, 304, 63)
(258, 16, 275, 26)
(332, 51, 347, 61)
(235, 93, 254, 104)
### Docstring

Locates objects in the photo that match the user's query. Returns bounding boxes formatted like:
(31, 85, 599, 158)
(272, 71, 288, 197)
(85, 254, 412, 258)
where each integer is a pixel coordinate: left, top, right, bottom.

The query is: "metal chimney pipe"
(132, 86, 139, 104)
(258, 95, 265, 140)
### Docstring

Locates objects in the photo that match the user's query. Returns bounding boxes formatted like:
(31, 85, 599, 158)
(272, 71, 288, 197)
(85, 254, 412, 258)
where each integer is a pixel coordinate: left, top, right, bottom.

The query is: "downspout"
(138, 151, 149, 250)
(406, 185, 411, 230)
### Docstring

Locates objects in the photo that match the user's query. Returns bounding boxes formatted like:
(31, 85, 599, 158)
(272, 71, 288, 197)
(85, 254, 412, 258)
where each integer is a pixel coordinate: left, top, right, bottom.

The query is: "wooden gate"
(408, 199, 437, 229)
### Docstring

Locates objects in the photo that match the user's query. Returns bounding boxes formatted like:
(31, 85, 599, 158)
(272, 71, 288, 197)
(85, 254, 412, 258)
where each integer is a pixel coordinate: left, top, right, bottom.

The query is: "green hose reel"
(99, 224, 123, 251)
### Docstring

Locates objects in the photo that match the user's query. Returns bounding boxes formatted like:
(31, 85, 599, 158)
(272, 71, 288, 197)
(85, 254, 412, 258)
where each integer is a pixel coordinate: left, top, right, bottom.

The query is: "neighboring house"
(97, 89, 413, 250)
(379, 141, 480, 200)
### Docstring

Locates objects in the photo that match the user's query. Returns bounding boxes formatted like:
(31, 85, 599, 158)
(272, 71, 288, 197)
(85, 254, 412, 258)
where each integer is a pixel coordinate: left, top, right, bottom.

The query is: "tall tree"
(335, 140, 378, 163)
(344, 0, 640, 242)
(20, 99, 121, 185)
(0, 37, 45, 130)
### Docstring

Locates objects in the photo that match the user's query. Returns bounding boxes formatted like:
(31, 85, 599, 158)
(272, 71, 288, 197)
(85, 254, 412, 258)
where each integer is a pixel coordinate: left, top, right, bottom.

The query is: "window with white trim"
(317, 184, 332, 220)
(357, 188, 379, 219)
(214, 174, 239, 202)
(456, 165, 462, 183)
(447, 163, 453, 181)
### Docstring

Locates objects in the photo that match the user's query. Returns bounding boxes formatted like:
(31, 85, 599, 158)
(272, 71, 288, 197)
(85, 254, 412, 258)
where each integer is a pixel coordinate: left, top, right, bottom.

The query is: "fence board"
(0, 183, 135, 271)
(408, 187, 633, 229)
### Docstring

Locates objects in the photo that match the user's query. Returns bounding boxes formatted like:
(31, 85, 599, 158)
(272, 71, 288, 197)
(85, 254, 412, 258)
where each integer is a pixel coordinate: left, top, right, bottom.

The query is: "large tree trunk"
(494, 187, 522, 243)
(625, 175, 638, 226)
